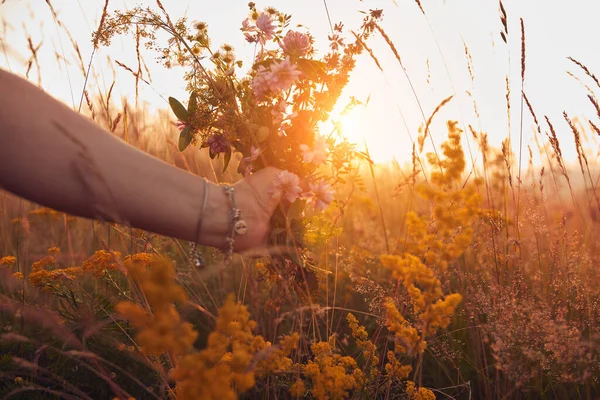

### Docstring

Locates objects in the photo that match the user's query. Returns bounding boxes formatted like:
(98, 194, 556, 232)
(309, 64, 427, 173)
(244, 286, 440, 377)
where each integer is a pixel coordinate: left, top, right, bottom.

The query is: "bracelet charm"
(222, 184, 247, 260)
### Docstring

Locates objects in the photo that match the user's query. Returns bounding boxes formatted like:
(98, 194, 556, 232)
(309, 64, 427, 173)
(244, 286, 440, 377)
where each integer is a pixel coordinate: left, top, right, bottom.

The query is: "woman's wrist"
(196, 181, 230, 249)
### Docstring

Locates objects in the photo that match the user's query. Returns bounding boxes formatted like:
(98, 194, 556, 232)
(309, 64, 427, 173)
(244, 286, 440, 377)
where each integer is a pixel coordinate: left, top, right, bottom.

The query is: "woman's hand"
(232, 167, 282, 253)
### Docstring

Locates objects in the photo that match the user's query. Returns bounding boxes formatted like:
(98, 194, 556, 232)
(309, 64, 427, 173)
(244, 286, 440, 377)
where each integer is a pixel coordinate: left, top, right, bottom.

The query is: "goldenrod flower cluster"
(82, 249, 122, 277)
(291, 340, 365, 400)
(115, 255, 197, 357)
(171, 294, 297, 399)
(376, 123, 468, 394)
(405, 380, 436, 400)
(381, 255, 463, 337)
(28, 248, 83, 292)
(346, 313, 379, 380)
(0, 255, 16, 267)
(404, 121, 483, 272)
(0, 255, 22, 280)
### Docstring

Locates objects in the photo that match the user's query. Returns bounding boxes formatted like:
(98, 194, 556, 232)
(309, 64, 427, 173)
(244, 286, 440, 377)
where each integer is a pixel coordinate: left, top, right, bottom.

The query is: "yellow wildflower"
(256, 332, 299, 376)
(347, 313, 379, 380)
(82, 250, 122, 277)
(384, 299, 424, 355)
(406, 380, 436, 400)
(29, 267, 83, 291)
(31, 255, 56, 273)
(290, 379, 306, 398)
(0, 256, 16, 267)
(298, 341, 365, 400)
(47, 247, 60, 256)
(172, 294, 262, 399)
(385, 350, 412, 380)
(116, 256, 196, 357)
(123, 252, 154, 265)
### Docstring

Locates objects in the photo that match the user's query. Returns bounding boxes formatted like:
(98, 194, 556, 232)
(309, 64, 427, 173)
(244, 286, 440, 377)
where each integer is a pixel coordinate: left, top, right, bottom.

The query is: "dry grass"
(3, 2, 600, 399)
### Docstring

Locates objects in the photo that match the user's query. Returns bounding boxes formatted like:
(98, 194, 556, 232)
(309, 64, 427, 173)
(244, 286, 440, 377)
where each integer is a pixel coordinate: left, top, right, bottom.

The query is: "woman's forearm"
(0, 69, 229, 248)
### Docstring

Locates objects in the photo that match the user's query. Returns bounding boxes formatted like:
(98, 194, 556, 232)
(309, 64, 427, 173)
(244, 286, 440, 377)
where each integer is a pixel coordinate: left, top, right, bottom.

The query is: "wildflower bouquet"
(95, 3, 383, 292)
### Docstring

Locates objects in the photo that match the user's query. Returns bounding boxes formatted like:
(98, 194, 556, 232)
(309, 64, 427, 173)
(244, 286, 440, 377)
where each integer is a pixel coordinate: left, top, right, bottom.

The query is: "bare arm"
(0, 69, 280, 251)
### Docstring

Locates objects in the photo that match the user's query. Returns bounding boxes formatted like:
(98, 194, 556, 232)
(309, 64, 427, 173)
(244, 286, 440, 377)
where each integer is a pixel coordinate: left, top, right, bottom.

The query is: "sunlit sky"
(2, 0, 599, 165)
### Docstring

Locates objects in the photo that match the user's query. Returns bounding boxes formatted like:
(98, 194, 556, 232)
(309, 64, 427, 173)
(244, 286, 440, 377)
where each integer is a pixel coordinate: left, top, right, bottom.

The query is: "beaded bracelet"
(222, 184, 247, 260)
(189, 178, 209, 268)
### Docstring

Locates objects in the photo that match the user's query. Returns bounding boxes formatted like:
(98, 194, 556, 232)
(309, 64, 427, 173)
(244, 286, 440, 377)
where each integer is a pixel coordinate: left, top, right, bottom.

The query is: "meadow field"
(2, 1, 600, 399)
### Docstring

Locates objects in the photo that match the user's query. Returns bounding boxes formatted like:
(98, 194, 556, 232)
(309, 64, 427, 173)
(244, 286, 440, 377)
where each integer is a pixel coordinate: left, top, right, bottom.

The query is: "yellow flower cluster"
(427, 121, 465, 187)
(28, 247, 83, 292)
(404, 121, 483, 272)
(28, 267, 83, 289)
(385, 350, 412, 380)
(346, 313, 379, 380)
(374, 124, 470, 395)
(31, 254, 56, 272)
(405, 380, 436, 400)
(82, 250, 122, 277)
(383, 298, 425, 356)
(172, 294, 297, 399)
(115, 255, 197, 357)
(381, 255, 463, 337)
(254, 261, 279, 285)
(256, 332, 299, 376)
(0, 256, 22, 280)
(0, 256, 16, 267)
(123, 252, 154, 265)
(291, 341, 365, 400)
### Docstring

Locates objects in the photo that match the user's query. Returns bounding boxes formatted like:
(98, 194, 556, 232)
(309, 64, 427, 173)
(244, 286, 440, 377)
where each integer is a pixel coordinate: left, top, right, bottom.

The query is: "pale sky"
(1, 0, 599, 165)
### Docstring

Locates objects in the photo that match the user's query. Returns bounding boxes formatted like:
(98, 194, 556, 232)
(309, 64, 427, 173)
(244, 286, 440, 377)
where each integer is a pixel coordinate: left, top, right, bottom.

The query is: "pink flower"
(268, 57, 302, 92)
(175, 120, 188, 131)
(244, 32, 258, 43)
(248, 145, 262, 162)
(280, 31, 312, 57)
(251, 57, 302, 101)
(251, 65, 273, 100)
(306, 179, 335, 212)
(271, 170, 302, 203)
(241, 146, 263, 176)
(300, 135, 329, 165)
(206, 134, 229, 155)
(271, 98, 287, 124)
(241, 17, 253, 32)
(256, 12, 275, 40)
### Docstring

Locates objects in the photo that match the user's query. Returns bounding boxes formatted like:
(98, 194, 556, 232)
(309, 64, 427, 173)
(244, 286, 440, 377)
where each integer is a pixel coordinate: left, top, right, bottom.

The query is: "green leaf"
(222, 147, 232, 173)
(231, 140, 244, 152)
(252, 58, 276, 71)
(188, 92, 198, 114)
(178, 125, 194, 152)
(169, 97, 189, 121)
(296, 58, 327, 81)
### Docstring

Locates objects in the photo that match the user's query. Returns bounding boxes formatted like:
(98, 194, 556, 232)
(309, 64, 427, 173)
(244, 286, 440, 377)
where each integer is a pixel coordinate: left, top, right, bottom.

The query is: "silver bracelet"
(222, 184, 247, 260)
(190, 178, 209, 268)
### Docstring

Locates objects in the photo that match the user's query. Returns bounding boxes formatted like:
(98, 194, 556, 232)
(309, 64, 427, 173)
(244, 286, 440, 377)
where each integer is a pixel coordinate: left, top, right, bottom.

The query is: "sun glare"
(337, 107, 399, 164)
